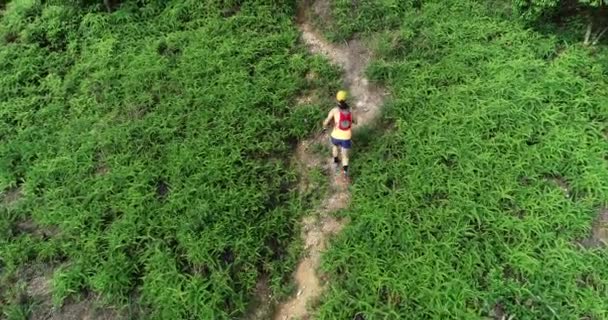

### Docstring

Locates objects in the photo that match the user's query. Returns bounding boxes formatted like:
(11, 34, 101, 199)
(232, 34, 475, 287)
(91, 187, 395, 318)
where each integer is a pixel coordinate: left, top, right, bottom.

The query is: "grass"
(0, 0, 342, 319)
(314, 0, 608, 319)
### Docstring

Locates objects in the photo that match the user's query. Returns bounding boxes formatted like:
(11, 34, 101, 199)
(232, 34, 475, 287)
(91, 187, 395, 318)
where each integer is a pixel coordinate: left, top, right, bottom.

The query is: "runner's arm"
(322, 109, 334, 128)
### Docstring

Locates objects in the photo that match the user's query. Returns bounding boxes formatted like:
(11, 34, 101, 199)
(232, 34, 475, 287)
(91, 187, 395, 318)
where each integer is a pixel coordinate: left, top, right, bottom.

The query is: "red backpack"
(338, 110, 352, 130)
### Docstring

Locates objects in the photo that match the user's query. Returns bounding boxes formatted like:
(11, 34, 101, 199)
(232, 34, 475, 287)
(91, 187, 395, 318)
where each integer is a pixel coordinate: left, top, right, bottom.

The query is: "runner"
(323, 90, 355, 181)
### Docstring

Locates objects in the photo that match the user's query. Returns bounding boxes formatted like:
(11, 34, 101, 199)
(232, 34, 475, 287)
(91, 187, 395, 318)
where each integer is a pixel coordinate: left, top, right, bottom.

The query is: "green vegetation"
(0, 0, 341, 318)
(315, 0, 608, 319)
(4, 0, 608, 319)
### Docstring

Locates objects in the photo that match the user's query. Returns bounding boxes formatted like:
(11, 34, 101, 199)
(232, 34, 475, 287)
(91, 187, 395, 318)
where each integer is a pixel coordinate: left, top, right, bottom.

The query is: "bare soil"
(14, 218, 59, 239)
(15, 265, 127, 320)
(96, 163, 110, 176)
(243, 276, 274, 320)
(488, 303, 516, 320)
(3, 185, 23, 205)
(31, 295, 125, 320)
(579, 208, 608, 248)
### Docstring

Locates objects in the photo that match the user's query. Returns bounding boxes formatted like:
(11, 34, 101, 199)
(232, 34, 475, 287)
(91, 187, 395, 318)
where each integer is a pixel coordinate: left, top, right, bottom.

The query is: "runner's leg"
(341, 147, 349, 172)
(341, 138, 352, 178)
(332, 144, 339, 160)
(331, 139, 340, 171)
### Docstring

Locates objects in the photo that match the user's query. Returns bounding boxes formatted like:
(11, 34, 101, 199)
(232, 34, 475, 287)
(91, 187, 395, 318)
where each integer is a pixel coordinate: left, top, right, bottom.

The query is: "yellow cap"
(336, 90, 347, 101)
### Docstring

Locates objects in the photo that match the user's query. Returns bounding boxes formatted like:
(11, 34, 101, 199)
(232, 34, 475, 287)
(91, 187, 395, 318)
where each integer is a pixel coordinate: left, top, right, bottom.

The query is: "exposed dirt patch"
(32, 294, 126, 320)
(305, 71, 318, 81)
(3, 185, 23, 205)
(27, 274, 53, 298)
(14, 218, 59, 239)
(5, 264, 129, 320)
(96, 163, 110, 176)
(579, 208, 608, 248)
(295, 141, 323, 171)
(487, 303, 516, 320)
(29, 289, 127, 320)
(491, 303, 505, 319)
(243, 276, 275, 320)
(311, 0, 332, 23)
(16, 219, 38, 233)
(271, 1, 387, 319)
(295, 91, 318, 106)
(221, 4, 241, 18)
(274, 213, 347, 320)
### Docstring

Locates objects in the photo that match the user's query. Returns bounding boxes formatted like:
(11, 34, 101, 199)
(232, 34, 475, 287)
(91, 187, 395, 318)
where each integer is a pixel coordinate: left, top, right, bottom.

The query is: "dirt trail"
(273, 1, 387, 319)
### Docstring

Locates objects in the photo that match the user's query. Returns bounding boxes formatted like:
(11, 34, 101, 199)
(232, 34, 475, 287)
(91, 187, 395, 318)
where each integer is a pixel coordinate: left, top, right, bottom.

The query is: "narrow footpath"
(273, 1, 387, 319)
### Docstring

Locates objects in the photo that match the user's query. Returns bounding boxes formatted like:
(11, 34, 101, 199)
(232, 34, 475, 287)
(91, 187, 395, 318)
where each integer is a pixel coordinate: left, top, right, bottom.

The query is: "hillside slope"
(314, 0, 608, 319)
(0, 1, 341, 319)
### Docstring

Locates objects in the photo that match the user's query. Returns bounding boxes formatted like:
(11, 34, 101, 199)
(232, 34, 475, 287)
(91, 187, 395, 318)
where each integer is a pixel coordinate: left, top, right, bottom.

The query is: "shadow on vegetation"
(352, 114, 394, 154)
(530, 0, 608, 46)
(155, 179, 170, 200)
(221, 4, 241, 18)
